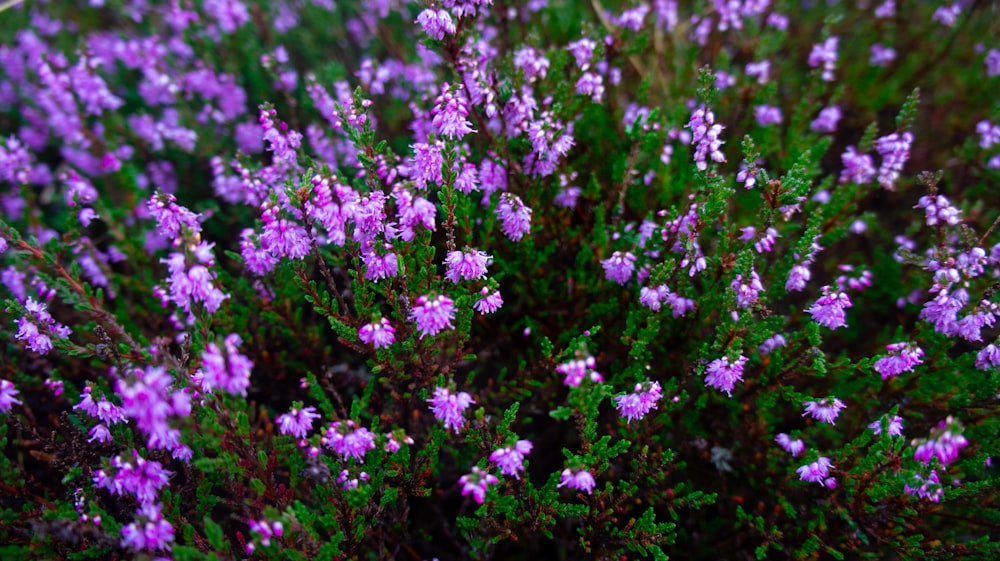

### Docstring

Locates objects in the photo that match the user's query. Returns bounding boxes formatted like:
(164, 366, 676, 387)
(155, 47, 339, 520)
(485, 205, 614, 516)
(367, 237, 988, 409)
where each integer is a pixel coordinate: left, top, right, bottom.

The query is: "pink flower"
(490, 440, 534, 479)
(195, 333, 253, 396)
(496, 193, 532, 241)
(409, 294, 456, 338)
(802, 398, 846, 425)
(775, 433, 805, 457)
(602, 251, 636, 285)
(558, 468, 596, 494)
(807, 287, 852, 329)
(0, 379, 22, 413)
(324, 420, 376, 463)
(431, 83, 475, 139)
(704, 355, 748, 396)
(427, 387, 474, 433)
(277, 406, 321, 439)
(121, 502, 174, 551)
(613, 381, 662, 423)
(869, 415, 904, 437)
(458, 467, 499, 504)
(416, 9, 456, 40)
(913, 416, 968, 466)
(873, 342, 924, 379)
(444, 248, 491, 283)
(557, 356, 603, 387)
(796, 456, 834, 484)
(474, 287, 504, 314)
(358, 318, 396, 348)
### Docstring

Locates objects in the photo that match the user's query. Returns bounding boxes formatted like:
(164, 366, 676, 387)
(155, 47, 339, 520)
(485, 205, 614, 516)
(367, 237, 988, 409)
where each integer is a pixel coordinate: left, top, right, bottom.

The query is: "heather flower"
(687, 105, 726, 171)
(704, 355, 748, 396)
(474, 287, 504, 314)
(905, 470, 944, 503)
(557, 356, 603, 387)
(807, 287, 852, 329)
(933, 4, 961, 26)
(358, 318, 396, 348)
(14, 297, 72, 355)
(977, 120, 1000, 149)
(840, 146, 876, 184)
(732, 269, 764, 308)
(0, 379, 21, 413)
(362, 248, 399, 282)
(409, 141, 444, 189)
(195, 333, 253, 396)
(873, 342, 924, 379)
(325, 420, 376, 462)
(808, 37, 839, 81)
(874, 132, 913, 190)
(277, 406, 321, 439)
(775, 433, 804, 457)
(431, 83, 475, 139)
(428, 386, 474, 433)
(912, 416, 968, 466)
(260, 205, 311, 260)
(987, 48, 1000, 77)
(337, 469, 370, 490)
(870, 44, 897, 66)
(754, 105, 782, 126)
(121, 502, 174, 551)
(602, 251, 637, 285)
(758, 334, 787, 355)
(247, 519, 284, 552)
(513, 47, 550, 82)
(745, 60, 770, 84)
(869, 415, 904, 437)
(614, 381, 662, 423)
(93, 450, 171, 505)
(496, 193, 532, 241)
(796, 457, 834, 484)
(975, 343, 1000, 370)
(567, 38, 597, 68)
(802, 398, 846, 425)
(148, 192, 200, 241)
(458, 467, 499, 504)
(810, 106, 842, 133)
(490, 440, 534, 479)
(116, 366, 190, 455)
(558, 468, 596, 494)
(74, 386, 125, 426)
(444, 248, 491, 283)
(409, 294, 456, 338)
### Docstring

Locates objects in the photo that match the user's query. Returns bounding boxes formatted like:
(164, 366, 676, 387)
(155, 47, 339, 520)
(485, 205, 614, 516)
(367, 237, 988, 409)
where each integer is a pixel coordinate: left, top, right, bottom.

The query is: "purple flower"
(74, 386, 125, 426)
(870, 43, 897, 66)
(687, 105, 726, 171)
(558, 468, 596, 494)
(490, 440, 534, 479)
(732, 269, 764, 308)
(409, 141, 445, 189)
(247, 519, 284, 551)
(444, 248, 491, 283)
(428, 386, 474, 433)
(754, 105, 783, 126)
(796, 456, 834, 484)
(474, 287, 504, 314)
(775, 433, 805, 457)
(975, 343, 1000, 370)
(431, 83, 475, 139)
(409, 294, 456, 338)
(704, 355, 748, 396)
(362, 247, 399, 282)
(567, 38, 597, 68)
(977, 120, 1000, 149)
(810, 106, 842, 133)
(808, 37, 839, 81)
(913, 416, 968, 466)
(987, 48, 1000, 77)
(93, 450, 171, 505)
(745, 60, 770, 84)
(121, 502, 174, 551)
(277, 406, 321, 439)
(840, 146, 876, 185)
(802, 398, 846, 425)
(195, 334, 253, 396)
(575, 72, 604, 102)
(458, 466, 499, 504)
(259, 205, 311, 260)
(14, 298, 71, 355)
(613, 381, 662, 423)
(147, 191, 200, 242)
(557, 356, 603, 387)
(602, 251, 637, 285)
(873, 342, 924, 379)
(416, 9, 456, 40)
(905, 470, 943, 503)
(496, 193, 532, 241)
(869, 415, 904, 437)
(758, 334, 787, 355)
(875, 131, 913, 190)
(325, 420, 376, 462)
(807, 287, 852, 329)
(0, 379, 21, 413)
(358, 318, 396, 349)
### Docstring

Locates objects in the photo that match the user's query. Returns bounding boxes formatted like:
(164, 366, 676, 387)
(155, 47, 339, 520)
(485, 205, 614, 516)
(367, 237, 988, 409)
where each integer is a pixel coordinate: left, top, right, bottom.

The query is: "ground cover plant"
(1, 0, 1000, 559)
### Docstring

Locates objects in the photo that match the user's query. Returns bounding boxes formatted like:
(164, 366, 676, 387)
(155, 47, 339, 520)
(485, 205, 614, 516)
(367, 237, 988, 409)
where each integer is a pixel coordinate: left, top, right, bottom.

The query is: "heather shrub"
(2, 1, 1000, 560)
